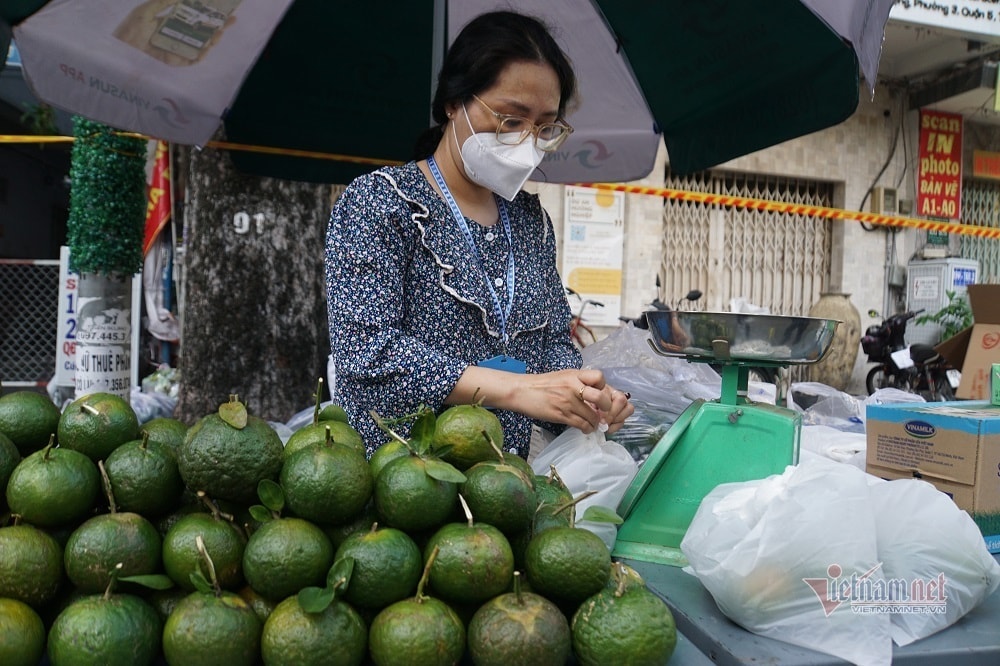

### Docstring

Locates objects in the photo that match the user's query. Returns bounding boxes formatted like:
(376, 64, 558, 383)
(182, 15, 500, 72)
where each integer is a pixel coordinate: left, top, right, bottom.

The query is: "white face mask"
(454, 104, 545, 201)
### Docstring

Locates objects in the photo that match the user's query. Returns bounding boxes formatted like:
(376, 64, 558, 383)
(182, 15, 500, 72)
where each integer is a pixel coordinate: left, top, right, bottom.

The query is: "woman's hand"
(449, 366, 634, 435)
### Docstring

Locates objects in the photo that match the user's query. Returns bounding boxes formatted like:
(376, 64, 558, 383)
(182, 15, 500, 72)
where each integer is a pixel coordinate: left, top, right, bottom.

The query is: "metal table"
(626, 556, 1000, 665)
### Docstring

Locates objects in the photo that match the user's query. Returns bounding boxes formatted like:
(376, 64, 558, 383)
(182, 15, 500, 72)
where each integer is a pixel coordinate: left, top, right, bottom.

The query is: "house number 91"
(234, 212, 267, 234)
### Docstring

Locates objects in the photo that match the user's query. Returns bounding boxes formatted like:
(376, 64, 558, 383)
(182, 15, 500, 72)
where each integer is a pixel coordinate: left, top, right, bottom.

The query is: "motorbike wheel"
(866, 366, 892, 395)
(932, 375, 955, 402)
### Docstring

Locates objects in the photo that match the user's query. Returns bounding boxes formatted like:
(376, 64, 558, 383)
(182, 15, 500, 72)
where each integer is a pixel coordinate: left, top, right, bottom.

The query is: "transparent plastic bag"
(869, 478, 1000, 646)
(530, 427, 638, 550)
(681, 458, 891, 666)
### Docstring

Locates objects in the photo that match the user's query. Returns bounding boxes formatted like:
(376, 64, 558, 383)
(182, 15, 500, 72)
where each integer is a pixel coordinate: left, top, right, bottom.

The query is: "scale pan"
(644, 311, 839, 365)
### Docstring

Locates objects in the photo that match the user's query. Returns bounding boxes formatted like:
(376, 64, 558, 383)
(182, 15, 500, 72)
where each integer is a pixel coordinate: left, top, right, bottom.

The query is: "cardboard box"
(866, 400, 1000, 553)
(935, 284, 1000, 400)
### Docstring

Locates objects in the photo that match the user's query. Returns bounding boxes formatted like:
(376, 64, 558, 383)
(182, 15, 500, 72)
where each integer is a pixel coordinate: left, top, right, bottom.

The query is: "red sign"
(972, 150, 1000, 181)
(142, 140, 171, 256)
(917, 110, 962, 220)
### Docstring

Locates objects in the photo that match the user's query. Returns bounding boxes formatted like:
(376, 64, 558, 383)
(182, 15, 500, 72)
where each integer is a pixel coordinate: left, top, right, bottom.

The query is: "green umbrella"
(2, 0, 894, 184)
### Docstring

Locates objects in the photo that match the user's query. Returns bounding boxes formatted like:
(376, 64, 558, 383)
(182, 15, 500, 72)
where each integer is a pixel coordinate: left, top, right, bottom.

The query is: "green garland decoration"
(67, 116, 147, 277)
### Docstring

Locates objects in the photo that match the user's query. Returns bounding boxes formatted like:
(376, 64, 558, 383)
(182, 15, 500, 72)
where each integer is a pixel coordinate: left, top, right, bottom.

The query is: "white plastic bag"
(530, 427, 638, 550)
(681, 458, 892, 666)
(869, 478, 1000, 646)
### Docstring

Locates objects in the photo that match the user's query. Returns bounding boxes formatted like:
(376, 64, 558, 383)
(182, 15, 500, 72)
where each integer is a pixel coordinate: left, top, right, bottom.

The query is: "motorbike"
(861, 308, 960, 402)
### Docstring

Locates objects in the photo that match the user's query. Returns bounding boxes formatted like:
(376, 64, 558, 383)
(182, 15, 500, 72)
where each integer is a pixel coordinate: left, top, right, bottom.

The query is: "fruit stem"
(195, 535, 222, 596)
(197, 491, 235, 523)
(415, 545, 440, 602)
(139, 430, 150, 450)
(324, 425, 333, 448)
(82, 403, 100, 416)
(103, 563, 123, 601)
(229, 393, 239, 404)
(42, 436, 55, 460)
(551, 489, 598, 527)
(458, 493, 474, 527)
(485, 430, 504, 462)
(98, 460, 118, 514)
(512, 571, 524, 604)
(370, 410, 415, 450)
(312, 377, 324, 425)
(369, 522, 379, 534)
(614, 563, 630, 598)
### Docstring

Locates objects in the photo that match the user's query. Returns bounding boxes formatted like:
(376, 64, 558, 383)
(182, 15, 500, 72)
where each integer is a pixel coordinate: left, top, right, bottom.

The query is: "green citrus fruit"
(0, 390, 61, 455)
(501, 452, 535, 485)
(6, 445, 100, 527)
(324, 503, 378, 551)
(104, 435, 183, 518)
(162, 590, 261, 666)
(318, 403, 350, 424)
(467, 582, 571, 666)
(47, 593, 161, 666)
(261, 594, 367, 666)
(460, 460, 537, 535)
(572, 578, 677, 666)
(368, 595, 465, 666)
(178, 412, 283, 505)
(335, 524, 421, 610)
(525, 526, 611, 607)
(368, 440, 409, 480)
(0, 597, 46, 666)
(374, 455, 458, 533)
(1, 525, 64, 609)
(284, 420, 364, 458)
(0, 432, 20, 507)
(423, 521, 514, 605)
(138, 417, 187, 459)
(243, 517, 334, 602)
(145, 586, 188, 624)
(432, 403, 504, 470)
(238, 584, 277, 625)
(57, 392, 139, 462)
(162, 512, 246, 592)
(63, 512, 162, 594)
(281, 441, 372, 526)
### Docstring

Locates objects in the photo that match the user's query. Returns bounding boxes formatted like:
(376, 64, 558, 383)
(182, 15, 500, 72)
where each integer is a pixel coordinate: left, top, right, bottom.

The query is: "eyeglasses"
(472, 95, 573, 152)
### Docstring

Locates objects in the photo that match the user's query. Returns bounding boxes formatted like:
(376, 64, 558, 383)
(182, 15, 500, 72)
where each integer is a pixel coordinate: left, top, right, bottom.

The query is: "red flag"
(142, 140, 171, 256)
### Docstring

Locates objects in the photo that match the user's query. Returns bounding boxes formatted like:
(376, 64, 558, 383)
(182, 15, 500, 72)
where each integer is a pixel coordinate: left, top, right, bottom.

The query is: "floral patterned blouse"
(325, 161, 581, 458)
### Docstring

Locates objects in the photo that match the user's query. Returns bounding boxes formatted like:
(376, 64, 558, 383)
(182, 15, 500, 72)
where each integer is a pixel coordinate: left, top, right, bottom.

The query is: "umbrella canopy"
(1, 0, 894, 184)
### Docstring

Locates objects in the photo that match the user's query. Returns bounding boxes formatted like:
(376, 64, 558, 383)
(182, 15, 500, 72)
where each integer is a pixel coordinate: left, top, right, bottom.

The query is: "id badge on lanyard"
(478, 355, 527, 374)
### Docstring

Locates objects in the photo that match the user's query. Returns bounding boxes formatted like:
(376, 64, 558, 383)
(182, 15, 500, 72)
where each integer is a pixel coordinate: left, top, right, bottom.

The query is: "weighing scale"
(612, 311, 839, 567)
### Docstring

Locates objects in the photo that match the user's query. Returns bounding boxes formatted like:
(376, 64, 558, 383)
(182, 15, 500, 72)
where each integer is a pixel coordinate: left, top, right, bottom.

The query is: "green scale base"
(612, 396, 801, 567)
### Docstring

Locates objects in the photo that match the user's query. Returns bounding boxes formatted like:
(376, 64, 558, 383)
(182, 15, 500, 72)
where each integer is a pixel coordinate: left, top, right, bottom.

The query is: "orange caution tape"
(0, 134, 995, 238)
(573, 182, 1000, 240)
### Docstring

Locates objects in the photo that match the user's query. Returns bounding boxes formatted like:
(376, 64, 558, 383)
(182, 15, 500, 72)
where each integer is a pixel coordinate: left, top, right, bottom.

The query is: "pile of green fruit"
(0, 386, 677, 666)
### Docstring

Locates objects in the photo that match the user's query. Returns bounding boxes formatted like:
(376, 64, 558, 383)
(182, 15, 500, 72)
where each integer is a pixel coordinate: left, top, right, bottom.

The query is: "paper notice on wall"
(562, 186, 624, 327)
(74, 273, 132, 399)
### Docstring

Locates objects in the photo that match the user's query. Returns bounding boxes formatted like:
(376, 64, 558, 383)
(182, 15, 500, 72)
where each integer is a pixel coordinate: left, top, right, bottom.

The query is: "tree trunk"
(174, 144, 330, 425)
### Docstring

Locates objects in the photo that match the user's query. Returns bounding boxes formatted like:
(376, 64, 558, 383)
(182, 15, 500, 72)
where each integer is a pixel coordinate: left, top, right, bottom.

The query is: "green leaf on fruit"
(219, 399, 248, 429)
(423, 458, 467, 483)
(298, 586, 334, 614)
(190, 571, 213, 594)
(409, 406, 436, 452)
(328, 556, 355, 592)
(120, 574, 174, 590)
(257, 479, 284, 512)
(248, 505, 273, 523)
(580, 505, 623, 525)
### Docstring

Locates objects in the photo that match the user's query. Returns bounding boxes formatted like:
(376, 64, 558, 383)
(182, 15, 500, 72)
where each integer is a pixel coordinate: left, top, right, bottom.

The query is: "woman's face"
(446, 60, 562, 152)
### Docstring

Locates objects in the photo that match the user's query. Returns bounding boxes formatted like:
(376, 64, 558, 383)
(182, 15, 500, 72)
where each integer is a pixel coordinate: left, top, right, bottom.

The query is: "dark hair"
(413, 11, 577, 160)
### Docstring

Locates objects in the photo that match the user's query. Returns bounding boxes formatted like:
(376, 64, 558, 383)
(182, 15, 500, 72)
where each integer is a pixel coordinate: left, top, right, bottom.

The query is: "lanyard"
(427, 156, 515, 343)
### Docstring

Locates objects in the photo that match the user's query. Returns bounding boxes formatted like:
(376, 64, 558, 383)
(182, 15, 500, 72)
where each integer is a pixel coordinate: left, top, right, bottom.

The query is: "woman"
(325, 10, 633, 458)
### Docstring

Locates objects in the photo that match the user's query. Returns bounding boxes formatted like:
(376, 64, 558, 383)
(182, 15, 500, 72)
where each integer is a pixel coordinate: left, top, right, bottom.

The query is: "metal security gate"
(0, 259, 60, 388)
(960, 179, 1000, 282)
(660, 169, 833, 315)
